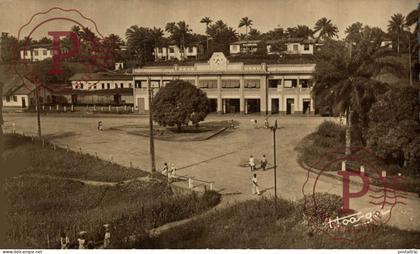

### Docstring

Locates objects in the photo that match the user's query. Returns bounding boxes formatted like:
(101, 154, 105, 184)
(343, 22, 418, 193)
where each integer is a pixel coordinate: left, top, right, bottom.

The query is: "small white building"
(2, 75, 53, 108)
(229, 38, 316, 55)
(20, 44, 53, 62)
(154, 44, 202, 61)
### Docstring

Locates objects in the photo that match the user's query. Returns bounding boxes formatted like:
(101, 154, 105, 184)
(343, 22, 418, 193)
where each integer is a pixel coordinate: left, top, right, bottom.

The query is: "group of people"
(161, 162, 177, 180)
(60, 224, 111, 249)
(248, 155, 269, 196)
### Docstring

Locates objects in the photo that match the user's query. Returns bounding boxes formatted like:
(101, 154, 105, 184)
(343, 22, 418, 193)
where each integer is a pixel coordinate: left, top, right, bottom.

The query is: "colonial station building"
(132, 52, 315, 115)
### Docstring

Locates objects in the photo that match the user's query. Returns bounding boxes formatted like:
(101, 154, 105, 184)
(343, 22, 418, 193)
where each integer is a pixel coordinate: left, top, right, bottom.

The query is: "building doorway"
(271, 98, 279, 114)
(71, 94, 78, 104)
(22, 97, 26, 108)
(303, 99, 311, 114)
(286, 98, 294, 114)
(208, 99, 217, 112)
(223, 99, 240, 113)
(114, 94, 121, 105)
(246, 99, 260, 113)
(137, 98, 145, 112)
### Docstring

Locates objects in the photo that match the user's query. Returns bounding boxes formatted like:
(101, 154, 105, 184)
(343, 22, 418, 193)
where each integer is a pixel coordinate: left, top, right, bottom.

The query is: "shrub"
(297, 193, 342, 223)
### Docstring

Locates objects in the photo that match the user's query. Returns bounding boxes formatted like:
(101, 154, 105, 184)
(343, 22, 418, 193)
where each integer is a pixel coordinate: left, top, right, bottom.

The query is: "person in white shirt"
(78, 231, 87, 249)
(60, 232, 69, 249)
(260, 155, 268, 171)
(249, 155, 256, 171)
(103, 225, 111, 249)
(252, 173, 261, 195)
(170, 163, 177, 180)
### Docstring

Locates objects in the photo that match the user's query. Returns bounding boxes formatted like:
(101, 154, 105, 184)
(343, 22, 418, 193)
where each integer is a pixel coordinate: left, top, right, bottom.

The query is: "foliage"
(387, 13, 407, 55)
(286, 25, 314, 38)
(367, 86, 420, 175)
(313, 17, 339, 42)
(297, 193, 342, 223)
(206, 20, 238, 55)
(146, 196, 420, 248)
(152, 80, 209, 130)
(3, 135, 221, 248)
(165, 21, 192, 59)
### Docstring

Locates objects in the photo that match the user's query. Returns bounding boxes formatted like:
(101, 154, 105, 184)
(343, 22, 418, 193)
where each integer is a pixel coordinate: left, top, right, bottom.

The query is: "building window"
(300, 79, 311, 88)
(43, 50, 47, 55)
(102, 83, 105, 89)
(158, 48, 163, 53)
(169, 47, 175, 53)
(107, 83, 110, 89)
(120, 83, 124, 88)
(6, 96, 10, 102)
(93, 86, 97, 89)
(188, 47, 193, 53)
(221, 80, 240, 88)
(13, 96, 17, 102)
(80, 84, 84, 89)
(293, 44, 299, 52)
(268, 79, 280, 88)
(198, 80, 217, 89)
(303, 44, 310, 51)
(33, 50, 38, 56)
(25, 51, 29, 56)
(244, 79, 260, 88)
(115, 84, 118, 89)
(231, 45, 239, 51)
(284, 79, 297, 88)
(129, 83, 132, 88)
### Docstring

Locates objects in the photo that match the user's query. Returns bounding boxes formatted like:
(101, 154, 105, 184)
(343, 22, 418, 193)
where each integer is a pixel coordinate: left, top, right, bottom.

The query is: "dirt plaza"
(3, 113, 420, 232)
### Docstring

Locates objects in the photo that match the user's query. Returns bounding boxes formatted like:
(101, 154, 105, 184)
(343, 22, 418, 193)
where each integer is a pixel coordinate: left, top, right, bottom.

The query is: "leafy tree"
(367, 86, 420, 175)
(207, 20, 238, 55)
(238, 17, 253, 40)
(261, 27, 285, 40)
(387, 13, 406, 55)
(313, 17, 339, 42)
(406, 8, 419, 82)
(286, 25, 314, 38)
(152, 80, 209, 131)
(312, 37, 403, 155)
(0, 33, 19, 63)
(248, 28, 262, 40)
(200, 17, 212, 53)
(149, 27, 164, 61)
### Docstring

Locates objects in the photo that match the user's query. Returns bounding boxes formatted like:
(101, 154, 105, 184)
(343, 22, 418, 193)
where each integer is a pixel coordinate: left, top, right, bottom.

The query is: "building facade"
(132, 52, 315, 115)
(69, 72, 134, 105)
(154, 45, 201, 61)
(20, 44, 53, 62)
(229, 38, 316, 55)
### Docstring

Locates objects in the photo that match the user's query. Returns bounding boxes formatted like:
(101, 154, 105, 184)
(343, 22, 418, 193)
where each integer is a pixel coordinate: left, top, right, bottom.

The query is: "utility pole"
(271, 120, 278, 214)
(35, 86, 41, 138)
(407, 27, 413, 86)
(148, 78, 156, 172)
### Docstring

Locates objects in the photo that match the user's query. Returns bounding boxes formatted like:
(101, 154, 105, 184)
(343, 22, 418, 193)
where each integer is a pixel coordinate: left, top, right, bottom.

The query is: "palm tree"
(345, 22, 364, 43)
(238, 17, 253, 39)
(313, 17, 339, 42)
(312, 37, 403, 156)
(406, 9, 419, 85)
(387, 13, 406, 55)
(149, 27, 164, 61)
(200, 17, 212, 53)
(165, 21, 192, 60)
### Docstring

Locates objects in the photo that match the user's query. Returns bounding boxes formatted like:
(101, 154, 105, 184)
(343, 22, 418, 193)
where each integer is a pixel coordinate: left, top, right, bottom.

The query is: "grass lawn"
(2, 135, 221, 248)
(3, 134, 147, 182)
(110, 120, 236, 142)
(144, 196, 420, 249)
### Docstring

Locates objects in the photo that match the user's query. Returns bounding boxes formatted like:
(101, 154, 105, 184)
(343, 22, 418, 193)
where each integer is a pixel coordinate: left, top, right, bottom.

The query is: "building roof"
(70, 88, 133, 95)
(230, 38, 316, 46)
(2, 74, 37, 96)
(68, 72, 133, 81)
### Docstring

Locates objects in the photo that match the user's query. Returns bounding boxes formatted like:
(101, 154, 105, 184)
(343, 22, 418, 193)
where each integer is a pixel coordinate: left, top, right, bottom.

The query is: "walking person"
(162, 162, 169, 180)
(103, 224, 111, 249)
(249, 155, 256, 171)
(60, 232, 70, 249)
(264, 118, 269, 129)
(97, 121, 103, 131)
(252, 173, 261, 195)
(260, 154, 268, 171)
(170, 163, 177, 180)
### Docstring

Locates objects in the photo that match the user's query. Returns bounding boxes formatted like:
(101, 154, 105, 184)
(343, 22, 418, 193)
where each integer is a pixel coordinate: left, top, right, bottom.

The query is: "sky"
(0, 0, 418, 41)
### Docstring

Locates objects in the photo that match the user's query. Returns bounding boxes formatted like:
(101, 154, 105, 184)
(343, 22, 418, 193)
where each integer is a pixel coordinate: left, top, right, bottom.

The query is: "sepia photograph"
(0, 0, 419, 251)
